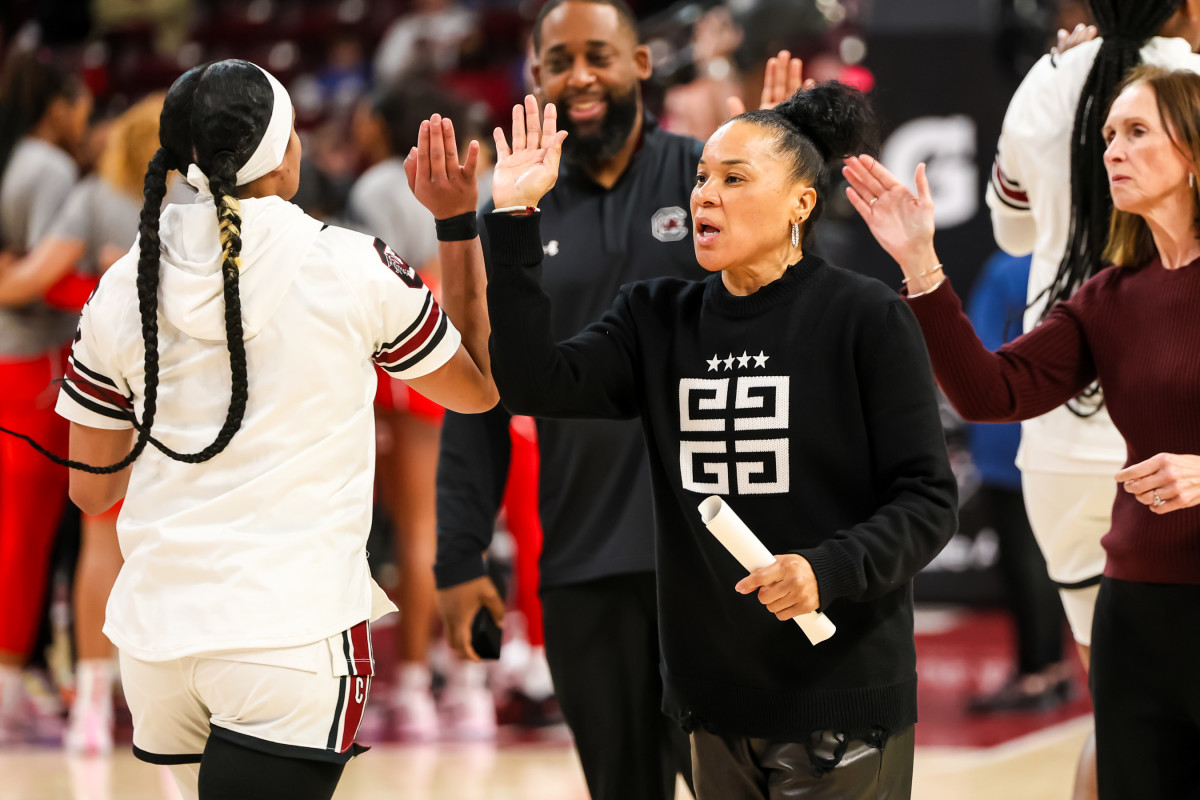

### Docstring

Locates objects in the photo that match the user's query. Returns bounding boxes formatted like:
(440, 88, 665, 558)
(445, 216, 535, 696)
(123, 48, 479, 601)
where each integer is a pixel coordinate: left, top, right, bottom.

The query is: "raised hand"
(726, 49, 808, 117)
(404, 113, 480, 219)
(843, 154, 941, 287)
(492, 95, 568, 210)
(1052, 23, 1097, 60)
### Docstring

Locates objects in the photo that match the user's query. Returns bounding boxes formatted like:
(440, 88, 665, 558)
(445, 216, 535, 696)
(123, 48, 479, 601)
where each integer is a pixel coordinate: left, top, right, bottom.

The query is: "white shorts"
(1022, 471, 1116, 647)
(120, 620, 374, 766)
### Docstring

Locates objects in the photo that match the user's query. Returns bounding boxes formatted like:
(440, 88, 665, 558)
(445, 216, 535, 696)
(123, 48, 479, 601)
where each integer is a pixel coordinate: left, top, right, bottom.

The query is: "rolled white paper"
(698, 495, 836, 645)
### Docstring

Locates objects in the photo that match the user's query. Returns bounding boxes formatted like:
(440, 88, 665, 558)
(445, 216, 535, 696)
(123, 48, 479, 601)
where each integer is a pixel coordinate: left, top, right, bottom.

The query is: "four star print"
(707, 351, 770, 371)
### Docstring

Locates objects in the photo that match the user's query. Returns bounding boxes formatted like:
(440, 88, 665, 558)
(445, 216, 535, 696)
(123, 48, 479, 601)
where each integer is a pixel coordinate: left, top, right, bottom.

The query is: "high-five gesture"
(726, 49, 809, 117)
(492, 95, 568, 210)
(404, 113, 480, 220)
(843, 154, 941, 290)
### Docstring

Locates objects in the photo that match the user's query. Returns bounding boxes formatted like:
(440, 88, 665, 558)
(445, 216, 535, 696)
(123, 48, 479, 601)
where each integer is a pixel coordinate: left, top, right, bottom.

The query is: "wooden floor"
(0, 717, 1091, 799)
(2, 609, 1093, 799)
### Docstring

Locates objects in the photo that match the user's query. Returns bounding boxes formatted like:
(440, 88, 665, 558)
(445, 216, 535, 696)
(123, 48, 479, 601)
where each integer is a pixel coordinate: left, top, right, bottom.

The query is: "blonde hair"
(97, 92, 167, 198)
(1103, 65, 1200, 267)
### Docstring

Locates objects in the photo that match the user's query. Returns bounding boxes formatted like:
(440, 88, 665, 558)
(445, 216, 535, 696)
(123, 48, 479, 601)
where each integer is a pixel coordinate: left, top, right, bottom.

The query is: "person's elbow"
(442, 383, 500, 414)
(69, 476, 122, 516)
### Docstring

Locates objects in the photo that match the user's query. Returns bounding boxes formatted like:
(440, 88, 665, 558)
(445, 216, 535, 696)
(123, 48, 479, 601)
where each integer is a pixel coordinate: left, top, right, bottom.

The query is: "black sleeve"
(433, 405, 513, 588)
(485, 212, 641, 420)
(795, 300, 959, 608)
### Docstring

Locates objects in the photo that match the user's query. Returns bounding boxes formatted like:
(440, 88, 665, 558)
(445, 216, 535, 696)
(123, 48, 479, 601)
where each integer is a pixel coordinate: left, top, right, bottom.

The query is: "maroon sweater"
(907, 256, 1200, 584)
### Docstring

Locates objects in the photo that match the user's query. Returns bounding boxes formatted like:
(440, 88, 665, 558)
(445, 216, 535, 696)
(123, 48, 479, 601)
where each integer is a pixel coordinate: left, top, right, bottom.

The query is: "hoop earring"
(790, 221, 800, 248)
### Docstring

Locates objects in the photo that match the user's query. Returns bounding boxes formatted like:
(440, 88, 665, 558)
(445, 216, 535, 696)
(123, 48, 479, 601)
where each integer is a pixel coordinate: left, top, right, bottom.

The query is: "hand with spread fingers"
(437, 576, 506, 663)
(491, 95, 569, 210)
(404, 113, 480, 219)
(1116, 453, 1200, 514)
(734, 554, 820, 621)
(726, 49, 809, 117)
(842, 154, 942, 290)
(1052, 23, 1098, 60)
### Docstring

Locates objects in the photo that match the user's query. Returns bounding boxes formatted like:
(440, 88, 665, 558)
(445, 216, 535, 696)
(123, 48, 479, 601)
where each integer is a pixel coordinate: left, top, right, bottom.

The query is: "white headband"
(186, 63, 294, 197)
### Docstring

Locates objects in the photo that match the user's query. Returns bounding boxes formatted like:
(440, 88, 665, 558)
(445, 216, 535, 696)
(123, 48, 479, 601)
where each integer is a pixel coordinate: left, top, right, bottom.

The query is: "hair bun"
(774, 81, 878, 163)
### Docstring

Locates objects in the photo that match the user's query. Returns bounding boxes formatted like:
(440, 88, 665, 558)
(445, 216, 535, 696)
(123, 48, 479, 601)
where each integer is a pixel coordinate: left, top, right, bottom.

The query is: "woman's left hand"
(1116, 453, 1200, 514)
(735, 554, 821, 621)
(404, 113, 480, 220)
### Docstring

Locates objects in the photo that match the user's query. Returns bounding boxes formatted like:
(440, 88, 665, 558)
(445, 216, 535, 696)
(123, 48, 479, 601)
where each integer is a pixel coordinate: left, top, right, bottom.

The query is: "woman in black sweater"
(483, 88, 957, 799)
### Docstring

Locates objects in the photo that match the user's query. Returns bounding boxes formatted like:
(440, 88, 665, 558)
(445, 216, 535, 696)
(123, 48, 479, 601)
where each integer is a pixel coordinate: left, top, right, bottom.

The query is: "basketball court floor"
(0, 609, 1092, 799)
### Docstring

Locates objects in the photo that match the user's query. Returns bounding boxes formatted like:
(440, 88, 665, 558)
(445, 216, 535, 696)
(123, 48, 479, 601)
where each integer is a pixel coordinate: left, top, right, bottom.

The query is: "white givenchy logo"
(678, 375, 790, 495)
(707, 351, 769, 371)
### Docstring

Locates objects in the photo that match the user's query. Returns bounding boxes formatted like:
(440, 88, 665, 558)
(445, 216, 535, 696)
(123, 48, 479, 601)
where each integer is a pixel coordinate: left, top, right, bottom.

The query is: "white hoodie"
(56, 194, 460, 660)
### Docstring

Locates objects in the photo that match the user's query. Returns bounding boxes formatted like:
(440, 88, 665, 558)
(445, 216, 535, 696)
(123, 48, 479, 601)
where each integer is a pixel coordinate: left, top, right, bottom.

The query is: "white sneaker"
(67, 661, 114, 756)
(441, 685, 496, 741)
(21, 669, 66, 744)
(393, 686, 439, 742)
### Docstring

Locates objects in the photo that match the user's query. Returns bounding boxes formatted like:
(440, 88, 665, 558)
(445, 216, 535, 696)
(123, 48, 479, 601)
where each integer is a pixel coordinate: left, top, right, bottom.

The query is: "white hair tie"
(185, 62, 293, 196)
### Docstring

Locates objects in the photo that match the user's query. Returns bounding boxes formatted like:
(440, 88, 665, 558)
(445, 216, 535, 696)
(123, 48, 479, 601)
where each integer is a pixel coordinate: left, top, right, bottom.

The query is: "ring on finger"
(1153, 490, 1166, 507)
(869, 197, 879, 207)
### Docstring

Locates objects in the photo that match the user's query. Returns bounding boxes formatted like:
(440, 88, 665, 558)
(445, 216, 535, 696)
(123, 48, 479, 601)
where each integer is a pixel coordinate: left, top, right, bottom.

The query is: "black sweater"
(485, 213, 958, 740)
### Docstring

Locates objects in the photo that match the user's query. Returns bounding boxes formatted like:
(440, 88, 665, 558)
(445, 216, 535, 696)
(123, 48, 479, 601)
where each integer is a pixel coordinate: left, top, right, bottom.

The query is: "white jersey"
(986, 36, 1200, 474)
(55, 194, 460, 661)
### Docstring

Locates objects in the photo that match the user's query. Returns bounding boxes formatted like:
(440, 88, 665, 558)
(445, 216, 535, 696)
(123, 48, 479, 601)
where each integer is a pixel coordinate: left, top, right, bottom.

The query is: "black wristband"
(435, 211, 478, 242)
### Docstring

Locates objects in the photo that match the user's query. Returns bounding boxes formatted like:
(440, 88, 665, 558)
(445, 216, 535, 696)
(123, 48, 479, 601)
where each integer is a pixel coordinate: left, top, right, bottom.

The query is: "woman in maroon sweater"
(844, 65, 1200, 800)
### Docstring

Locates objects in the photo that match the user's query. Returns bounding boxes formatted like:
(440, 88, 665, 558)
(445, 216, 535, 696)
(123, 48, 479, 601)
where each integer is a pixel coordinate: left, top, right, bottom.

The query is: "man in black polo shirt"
(435, 2, 800, 797)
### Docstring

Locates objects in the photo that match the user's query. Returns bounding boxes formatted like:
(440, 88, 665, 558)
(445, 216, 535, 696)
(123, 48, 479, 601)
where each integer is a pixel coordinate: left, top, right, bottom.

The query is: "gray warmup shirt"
(0, 138, 79, 357)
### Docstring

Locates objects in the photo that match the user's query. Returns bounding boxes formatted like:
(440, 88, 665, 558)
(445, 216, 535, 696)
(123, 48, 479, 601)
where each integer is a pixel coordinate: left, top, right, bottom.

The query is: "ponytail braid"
(139, 153, 249, 463)
(1034, 0, 1183, 416)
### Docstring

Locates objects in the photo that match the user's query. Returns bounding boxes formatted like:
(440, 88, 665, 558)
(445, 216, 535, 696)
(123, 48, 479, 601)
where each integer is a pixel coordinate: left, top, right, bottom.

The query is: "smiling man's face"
(532, 1, 651, 166)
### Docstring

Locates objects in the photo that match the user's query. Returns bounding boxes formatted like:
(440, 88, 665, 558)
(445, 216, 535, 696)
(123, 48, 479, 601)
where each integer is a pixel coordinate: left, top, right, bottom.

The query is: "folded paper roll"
(698, 495, 836, 645)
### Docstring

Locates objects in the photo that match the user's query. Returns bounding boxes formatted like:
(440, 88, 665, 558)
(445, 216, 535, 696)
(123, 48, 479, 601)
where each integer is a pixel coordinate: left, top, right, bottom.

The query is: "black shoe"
(967, 673, 1073, 715)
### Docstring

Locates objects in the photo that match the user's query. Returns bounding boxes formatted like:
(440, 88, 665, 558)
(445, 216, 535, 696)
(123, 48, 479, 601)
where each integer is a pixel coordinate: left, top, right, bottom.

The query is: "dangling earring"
(790, 221, 800, 248)
(1191, 173, 1196, 190)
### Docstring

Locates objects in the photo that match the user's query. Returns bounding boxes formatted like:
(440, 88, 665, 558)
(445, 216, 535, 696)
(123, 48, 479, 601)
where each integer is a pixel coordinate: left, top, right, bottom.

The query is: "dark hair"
(532, 0, 639, 52)
(1044, 0, 1184, 314)
(1035, 0, 1182, 417)
(369, 83, 470, 157)
(0, 49, 80, 199)
(735, 81, 878, 244)
(1, 60, 273, 473)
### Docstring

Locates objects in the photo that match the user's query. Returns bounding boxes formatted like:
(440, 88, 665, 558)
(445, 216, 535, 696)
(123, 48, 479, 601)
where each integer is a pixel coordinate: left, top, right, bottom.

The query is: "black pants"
(1091, 577, 1200, 800)
(542, 572, 693, 800)
(982, 486, 1065, 673)
(690, 726, 915, 800)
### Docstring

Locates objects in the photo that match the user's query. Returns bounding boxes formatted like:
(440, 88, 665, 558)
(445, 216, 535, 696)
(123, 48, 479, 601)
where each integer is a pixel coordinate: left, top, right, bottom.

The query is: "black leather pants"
(690, 725, 915, 800)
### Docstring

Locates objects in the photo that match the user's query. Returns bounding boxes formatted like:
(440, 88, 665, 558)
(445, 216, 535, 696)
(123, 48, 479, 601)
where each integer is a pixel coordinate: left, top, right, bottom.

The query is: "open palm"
(492, 95, 568, 210)
(842, 154, 937, 271)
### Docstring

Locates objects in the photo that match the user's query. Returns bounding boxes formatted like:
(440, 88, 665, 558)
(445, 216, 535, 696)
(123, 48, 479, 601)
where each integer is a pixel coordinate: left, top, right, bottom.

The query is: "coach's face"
(532, 1, 651, 165)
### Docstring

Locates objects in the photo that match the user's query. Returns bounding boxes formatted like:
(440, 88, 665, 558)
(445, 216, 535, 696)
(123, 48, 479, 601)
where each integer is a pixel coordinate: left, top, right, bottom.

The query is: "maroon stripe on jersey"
(992, 161, 1028, 204)
(338, 675, 371, 753)
(336, 621, 374, 753)
(375, 303, 443, 366)
(65, 360, 131, 410)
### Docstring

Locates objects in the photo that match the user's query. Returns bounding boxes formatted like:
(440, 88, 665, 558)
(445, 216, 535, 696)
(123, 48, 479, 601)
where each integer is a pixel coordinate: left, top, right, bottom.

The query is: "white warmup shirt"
(55, 194, 460, 661)
(986, 36, 1200, 474)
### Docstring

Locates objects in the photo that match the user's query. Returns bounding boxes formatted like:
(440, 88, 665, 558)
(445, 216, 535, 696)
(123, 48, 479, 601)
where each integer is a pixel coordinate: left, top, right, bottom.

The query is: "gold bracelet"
(901, 264, 944, 285)
(907, 276, 946, 299)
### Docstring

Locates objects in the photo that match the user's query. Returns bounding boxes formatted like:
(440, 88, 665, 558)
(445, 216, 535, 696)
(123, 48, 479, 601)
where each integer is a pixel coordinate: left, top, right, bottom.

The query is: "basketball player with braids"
(986, 3, 1200, 795)
(1, 60, 496, 800)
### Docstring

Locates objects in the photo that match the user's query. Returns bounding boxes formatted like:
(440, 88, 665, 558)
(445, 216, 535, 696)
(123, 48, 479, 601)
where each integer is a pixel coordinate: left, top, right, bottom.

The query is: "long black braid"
(1034, 0, 1183, 416)
(0, 60, 273, 471)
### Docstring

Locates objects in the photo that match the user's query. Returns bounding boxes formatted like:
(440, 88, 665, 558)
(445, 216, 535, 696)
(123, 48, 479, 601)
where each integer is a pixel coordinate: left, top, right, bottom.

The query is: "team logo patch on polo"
(373, 238, 423, 289)
(652, 206, 689, 242)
